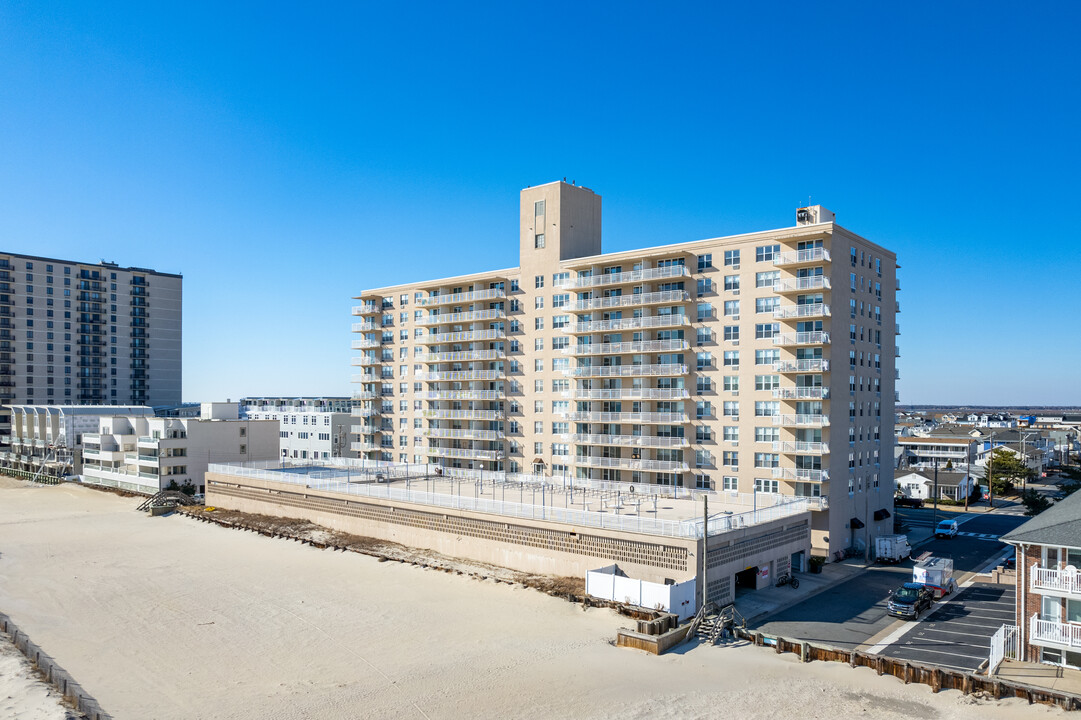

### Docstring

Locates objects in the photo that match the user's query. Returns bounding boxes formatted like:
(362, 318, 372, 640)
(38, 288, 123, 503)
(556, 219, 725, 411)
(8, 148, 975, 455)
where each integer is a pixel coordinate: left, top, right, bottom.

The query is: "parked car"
(887, 582, 934, 620)
(1003, 550, 1017, 570)
(934, 519, 958, 539)
(894, 496, 924, 508)
(875, 534, 912, 563)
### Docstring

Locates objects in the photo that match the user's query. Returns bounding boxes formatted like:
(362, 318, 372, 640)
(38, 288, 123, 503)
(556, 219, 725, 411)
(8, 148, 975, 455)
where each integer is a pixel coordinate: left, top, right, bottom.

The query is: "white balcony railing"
(416, 288, 506, 307)
(425, 446, 500, 461)
(352, 338, 381, 349)
(419, 370, 505, 382)
(772, 414, 830, 427)
(564, 388, 690, 401)
(572, 456, 690, 473)
(564, 340, 690, 356)
(566, 434, 689, 448)
(773, 441, 830, 455)
(418, 390, 504, 401)
(351, 442, 378, 452)
(557, 265, 690, 289)
(350, 407, 379, 417)
(565, 363, 688, 378)
(421, 349, 505, 363)
(773, 248, 831, 267)
(1030, 614, 1081, 650)
(771, 467, 828, 482)
(773, 303, 831, 320)
(567, 315, 689, 334)
(570, 290, 691, 312)
(773, 359, 829, 373)
(424, 428, 504, 441)
(774, 276, 831, 293)
(416, 309, 506, 326)
(351, 356, 379, 366)
(773, 331, 830, 346)
(351, 303, 380, 315)
(564, 412, 689, 424)
(1031, 566, 1081, 597)
(772, 386, 830, 400)
(416, 329, 505, 345)
(351, 321, 379, 332)
(421, 409, 504, 421)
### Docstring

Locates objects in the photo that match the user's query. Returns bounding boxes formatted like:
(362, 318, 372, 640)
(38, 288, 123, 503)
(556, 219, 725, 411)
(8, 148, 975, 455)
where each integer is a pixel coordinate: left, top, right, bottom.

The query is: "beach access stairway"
(692, 603, 746, 646)
(136, 490, 199, 513)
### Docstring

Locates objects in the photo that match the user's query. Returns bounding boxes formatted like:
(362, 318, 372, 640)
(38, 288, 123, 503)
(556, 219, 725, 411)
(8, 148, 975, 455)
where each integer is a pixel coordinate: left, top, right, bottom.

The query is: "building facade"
(351, 182, 899, 554)
(81, 402, 279, 494)
(1002, 491, 1081, 669)
(0, 252, 182, 442)
(241, 399, 358, 461)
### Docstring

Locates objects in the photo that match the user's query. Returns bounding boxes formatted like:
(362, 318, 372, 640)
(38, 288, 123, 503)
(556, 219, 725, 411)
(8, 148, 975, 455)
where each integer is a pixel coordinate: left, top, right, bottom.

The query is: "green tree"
(179, 481, 196, 497)
(945, 459, 954, 470)
(1020, 489, 1053, 516)
(985, 448, 1034, 496)
(165, 479, 180, 492)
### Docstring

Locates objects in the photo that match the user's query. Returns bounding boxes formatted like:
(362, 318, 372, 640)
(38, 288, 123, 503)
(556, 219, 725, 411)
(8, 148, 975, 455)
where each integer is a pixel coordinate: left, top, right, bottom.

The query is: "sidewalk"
(735, 558, 869, 625)
(995, 659, 1081, 695)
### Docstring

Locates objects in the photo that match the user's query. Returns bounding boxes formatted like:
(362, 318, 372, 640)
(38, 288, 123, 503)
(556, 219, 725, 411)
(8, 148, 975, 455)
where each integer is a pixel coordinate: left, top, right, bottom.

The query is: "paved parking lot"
(880, 581, 1015, 671)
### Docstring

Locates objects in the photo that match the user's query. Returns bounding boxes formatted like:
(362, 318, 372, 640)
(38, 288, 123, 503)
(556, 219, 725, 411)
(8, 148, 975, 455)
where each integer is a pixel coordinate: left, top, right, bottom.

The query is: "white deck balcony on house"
(351, 303, 379, 315)
(352, 338, 381, 349)
(564, 388, 690, 401)
(572, 455, 690, 473)
(416, 309, 506, 326)
(420, 370, 505, 382)
(557, 265, 690, 290)
(773, 386, 829, 400)
(772, 467, 828, 482)
(772, 414, 830, 427)
(567, 315, 689, 334)
(773, 359, 830, 373)
(1030, 614, 1081, 651)
(423, 428, 504, 441)
(425, 446, 500, 461)
(416, 288, 506, 307)
(564, 411, 689, 424)
(351, 321, 379, 332)
(773, 303, 831, 320)
(416, 329, 505, 345)
(422, 349, 505, 363)
(565, 363, 688, 378)
(1031, 567, 1081, 598)
(418, 390, 504, 401)
(566, 433, 689, 448)
(773, 331, 830, 347)
(421, 409, 503, 421)
(773, 441, 829, 455)
(774, 276, 831, 293)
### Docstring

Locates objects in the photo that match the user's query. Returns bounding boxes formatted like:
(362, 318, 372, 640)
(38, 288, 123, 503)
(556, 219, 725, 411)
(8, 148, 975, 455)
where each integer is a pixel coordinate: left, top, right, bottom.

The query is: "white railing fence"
(989, 624, 1019, 674)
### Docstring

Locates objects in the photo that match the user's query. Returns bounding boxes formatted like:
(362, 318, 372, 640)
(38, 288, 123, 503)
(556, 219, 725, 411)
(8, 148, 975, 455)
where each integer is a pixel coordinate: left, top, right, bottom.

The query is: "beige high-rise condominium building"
(352, 181, 898, 554)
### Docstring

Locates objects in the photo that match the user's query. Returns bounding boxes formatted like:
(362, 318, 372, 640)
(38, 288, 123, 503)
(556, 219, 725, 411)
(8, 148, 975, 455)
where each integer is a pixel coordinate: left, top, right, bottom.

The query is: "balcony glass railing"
(423, 428, 504, 441)
(564, 340, 690, 356)
(421, 349, 505, 363)
(773, 248, 831, 266)
(566, 364, 688, 378)
(566, 433, 689, 448)
(773, 303, 830, 320)
(564, 411, 689, 424)
(773, 331, 830, 346)
(774, 276, 831, 293)
(572, 456, 689, 472)
(772, 387, 829, 400)
(568, 315, 689, 334)
(417, 288, 506, 307)
(564, 388, 689, 401)
(773, 441, 830, 455)
(771, 414, 830, 427)
(416, 329, 505, 345)
(570, 290, 690, 312)
(773, 359, 829, 373)
(557, 265, 690, 289)
(771, 467, 828, 482)
(416, 309, 506, 326)
(419, 370, 505, 382)
(421, 409, 503, 421)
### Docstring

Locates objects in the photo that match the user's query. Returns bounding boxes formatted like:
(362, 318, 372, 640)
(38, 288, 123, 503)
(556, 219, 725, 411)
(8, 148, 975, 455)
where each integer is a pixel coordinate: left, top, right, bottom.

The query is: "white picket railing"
(988, 624, 1019, 674)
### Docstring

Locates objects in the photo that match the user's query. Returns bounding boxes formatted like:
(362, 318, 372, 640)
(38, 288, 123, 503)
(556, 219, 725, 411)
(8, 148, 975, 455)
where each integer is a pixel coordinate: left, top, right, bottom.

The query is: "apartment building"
(0, 252, 182, 443)
(351, 181, 898, 554)
(81, 402, 279, 495)
(1, 404, 152, 479)
(241, 397, 358, 460)
(1001, 491, 1081, 669)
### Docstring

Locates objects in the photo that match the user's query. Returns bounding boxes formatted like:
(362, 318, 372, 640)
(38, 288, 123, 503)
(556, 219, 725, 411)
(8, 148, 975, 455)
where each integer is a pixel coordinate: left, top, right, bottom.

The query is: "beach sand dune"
(0, 479, 1063, 719)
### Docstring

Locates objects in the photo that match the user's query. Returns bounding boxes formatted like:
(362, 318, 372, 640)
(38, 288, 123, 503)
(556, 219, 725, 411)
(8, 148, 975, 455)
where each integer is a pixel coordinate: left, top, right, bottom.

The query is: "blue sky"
(1, 3, 1078, 405)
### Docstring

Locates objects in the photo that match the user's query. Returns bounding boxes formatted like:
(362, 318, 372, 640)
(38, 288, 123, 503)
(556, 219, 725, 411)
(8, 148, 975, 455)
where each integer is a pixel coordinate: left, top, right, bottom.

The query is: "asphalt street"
(750, 510, 1026, 654)
(878, 582, 1016, 672)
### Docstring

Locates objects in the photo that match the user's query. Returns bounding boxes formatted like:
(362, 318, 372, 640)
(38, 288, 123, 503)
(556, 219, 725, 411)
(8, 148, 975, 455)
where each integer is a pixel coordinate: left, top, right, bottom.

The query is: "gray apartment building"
(351, 181, 899, 554)
(0, 252, 182, 441)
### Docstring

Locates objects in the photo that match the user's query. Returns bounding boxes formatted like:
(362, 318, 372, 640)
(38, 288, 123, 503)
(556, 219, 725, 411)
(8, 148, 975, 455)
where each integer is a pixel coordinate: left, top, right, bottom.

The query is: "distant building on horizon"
(241, 397, 358, 461)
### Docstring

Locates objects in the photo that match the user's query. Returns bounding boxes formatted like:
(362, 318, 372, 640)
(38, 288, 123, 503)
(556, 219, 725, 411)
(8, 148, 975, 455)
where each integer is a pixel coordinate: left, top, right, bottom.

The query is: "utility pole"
(700, 494, 708, 613)
(932, 457, 939, 530)
(988, 431, 995, 509)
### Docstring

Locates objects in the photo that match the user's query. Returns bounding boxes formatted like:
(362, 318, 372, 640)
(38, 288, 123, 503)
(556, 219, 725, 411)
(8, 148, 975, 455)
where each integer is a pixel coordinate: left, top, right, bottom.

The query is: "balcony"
(567, 315, 689, 334)
(772, 387, 830, 400)
(417, 288, 506, 307)
(564, 411, 689, 424)
(422, 409, 503, 421)
(416, 329, 505, 345)
(773, 331, 830, 347)
(773, 359, 829, 373)
(416, 308, 506, 326)
(565, 388, 690, 401)
(573, 456, 690, 473)
(570, 290, 691, 312)
(351, 321, 379, 332)
(773, 441, 830, 455)
(351, 441, 378, 452)
(352, 356, 379, 366)
(425, 446, 499, 461)
(557, 265, 690, 289)
(422, 349, 505, 363)
(564, 340, 689, 356)
(418, 390, 504, 401)
(771, 414, 830, 427)
(771, 467, 829, 482)
(353, 391, 378, 400)
(773, 248, 831, 267)
(419, 370, 505, 382)
(1030, 567, 1081, 598)
(423, 428, 504, 441)
(773, 303, 831, 320)
(351, 303, 380, 316)
(351, 407, 380, 417)
(352, 338, 381, 349)
(566, 364, 688, 378)
(774, 276, 831, 293)
(566, 433, 688, 448)
(1029, 614, 1081, 651)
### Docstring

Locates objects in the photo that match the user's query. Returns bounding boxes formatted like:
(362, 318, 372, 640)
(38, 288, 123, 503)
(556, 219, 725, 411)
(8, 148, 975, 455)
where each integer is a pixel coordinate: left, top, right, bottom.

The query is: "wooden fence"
(735, 627, 1080, 711)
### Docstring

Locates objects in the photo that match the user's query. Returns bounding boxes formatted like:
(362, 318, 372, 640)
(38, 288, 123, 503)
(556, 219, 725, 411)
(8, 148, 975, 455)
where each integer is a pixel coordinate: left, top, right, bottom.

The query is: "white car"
(934, 519, 958, 539)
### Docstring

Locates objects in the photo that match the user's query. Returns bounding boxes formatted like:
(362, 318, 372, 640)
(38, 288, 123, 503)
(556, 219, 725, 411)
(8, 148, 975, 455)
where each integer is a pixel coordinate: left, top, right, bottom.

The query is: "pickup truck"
(887, 582, 934, 620)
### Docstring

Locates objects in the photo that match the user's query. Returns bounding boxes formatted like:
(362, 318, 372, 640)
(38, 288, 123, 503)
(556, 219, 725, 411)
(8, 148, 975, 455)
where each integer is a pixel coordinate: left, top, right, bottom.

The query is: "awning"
(873, 508, 891, 521)
(850, 517, 865, 529)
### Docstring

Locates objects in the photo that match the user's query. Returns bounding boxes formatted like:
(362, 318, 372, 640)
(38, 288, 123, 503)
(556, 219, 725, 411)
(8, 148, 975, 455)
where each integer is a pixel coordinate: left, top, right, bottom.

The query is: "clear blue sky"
(1, 3, 1078, 405)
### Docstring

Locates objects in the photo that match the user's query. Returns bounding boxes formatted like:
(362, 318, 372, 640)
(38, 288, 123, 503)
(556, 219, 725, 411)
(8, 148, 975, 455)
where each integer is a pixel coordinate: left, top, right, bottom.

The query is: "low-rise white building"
(81, 402, 279, 494)
(241, 399, 357, 461)
(895, 469, 978, 502)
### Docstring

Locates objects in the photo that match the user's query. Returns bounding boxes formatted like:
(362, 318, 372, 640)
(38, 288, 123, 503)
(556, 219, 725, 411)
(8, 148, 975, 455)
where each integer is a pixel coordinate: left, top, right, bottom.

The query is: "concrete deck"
(995, 659, 1081, 696)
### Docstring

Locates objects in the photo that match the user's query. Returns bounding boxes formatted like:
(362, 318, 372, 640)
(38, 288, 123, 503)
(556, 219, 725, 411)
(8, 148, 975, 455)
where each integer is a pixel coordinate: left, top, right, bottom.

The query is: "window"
(534, 380, 544, 392)
(534, 421, 544, 434)
(697, 253, 713, 270)
(535, 296, 544, 309)
(534, 338, 544, 351)
(722, 476, 738, 491)
(723, 376, 739, 391)
(696, 376, 712, 393)
(755, 349, 779, 365)
(552, 272, 569, 286)
(697, 303, 712, 320)
(535, 275, 544, 289)
(724, 275, 739, 291)
(755, 478, 779, 494)
(754, 401, 779, 416)
(722, 401, 739, 417)
(534, 359, 543, 372)
(723, 300, 739, 316)
(754, 426, 779, 442)
(755, 271, 779, 288)
(723, 325, 739, 341)
(552, 357, 568, 371)
(696, 401, 711, 419)
(722, 451, 738, 467)
(695, 450, 711, 468)
(754, 323, 779, 339)
(722, 350, 739, 367)
(696, 278, 711, 295)
(696, 351, 712, 369)
(535, 317, 544, 330)
(553, 337, 569, 350)
(723, 249, 740, 267)
(754, 452, 779, 468)
(695, 474, 712, 490)
(755, 297, 779, 314)
(553, 315, 569, 329)
(535, 233, 545, 248)
(755, 244, 780, 262)
(510, 279, 519, 292)
(723, 426, 738, 442)
(754, 375, 779, 391)
(696, 327, 712, 344)
(696, 426, 711, 442)
(552, 293, 569, 308)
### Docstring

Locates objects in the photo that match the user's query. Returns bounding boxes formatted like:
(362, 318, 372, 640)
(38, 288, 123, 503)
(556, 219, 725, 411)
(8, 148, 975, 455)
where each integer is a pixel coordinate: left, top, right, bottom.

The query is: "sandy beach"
(0, 477, 1065, 720)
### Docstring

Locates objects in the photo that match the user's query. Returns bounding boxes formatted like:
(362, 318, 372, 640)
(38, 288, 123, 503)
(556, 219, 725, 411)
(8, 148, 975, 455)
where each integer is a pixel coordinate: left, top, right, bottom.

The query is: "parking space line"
(915, 627, 993, 640)
(893, 644, 987, 661)
(909, 636, 989, 652)
(885, 655, 980, 672)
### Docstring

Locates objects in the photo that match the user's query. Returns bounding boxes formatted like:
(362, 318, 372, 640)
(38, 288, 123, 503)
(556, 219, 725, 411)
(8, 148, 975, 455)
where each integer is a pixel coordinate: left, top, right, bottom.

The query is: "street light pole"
(932, 457, 939, 529)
